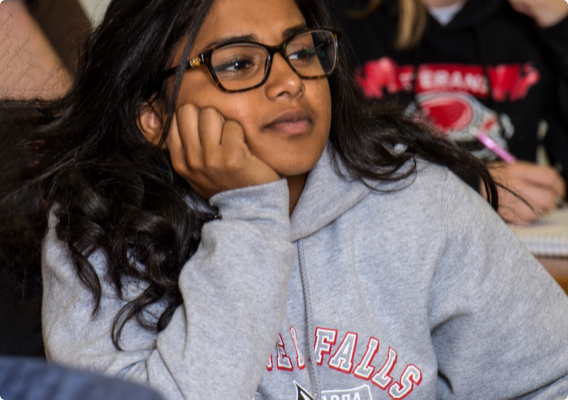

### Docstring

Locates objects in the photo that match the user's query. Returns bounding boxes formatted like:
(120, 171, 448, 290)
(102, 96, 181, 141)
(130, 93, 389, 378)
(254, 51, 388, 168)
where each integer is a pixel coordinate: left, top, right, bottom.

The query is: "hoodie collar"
(289, 145, 416, 241)
(290, 146, 373, 242)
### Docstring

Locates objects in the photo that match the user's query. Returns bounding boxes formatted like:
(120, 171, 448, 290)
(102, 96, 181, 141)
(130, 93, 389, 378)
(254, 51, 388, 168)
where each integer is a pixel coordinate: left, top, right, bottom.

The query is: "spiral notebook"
(510, 209, 568, 257)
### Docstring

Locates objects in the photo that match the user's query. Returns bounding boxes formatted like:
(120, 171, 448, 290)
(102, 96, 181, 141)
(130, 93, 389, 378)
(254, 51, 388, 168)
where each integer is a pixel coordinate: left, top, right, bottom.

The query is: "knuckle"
(224, 153, 242, 170)
(178, 103, 197, 116)
(543, 168, 556, 179)
(202, 152, 218, 169)
(199, 107, 218, 120)
(171, 159, 186, 174)
(542, 192, 556, 208)
(178, 103, 194, 112)
(185, 155, 201, 171)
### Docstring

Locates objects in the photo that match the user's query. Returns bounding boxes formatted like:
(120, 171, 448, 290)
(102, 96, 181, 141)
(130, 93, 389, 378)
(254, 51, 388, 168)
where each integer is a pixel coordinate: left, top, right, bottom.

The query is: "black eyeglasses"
(163, 27, 342, 93)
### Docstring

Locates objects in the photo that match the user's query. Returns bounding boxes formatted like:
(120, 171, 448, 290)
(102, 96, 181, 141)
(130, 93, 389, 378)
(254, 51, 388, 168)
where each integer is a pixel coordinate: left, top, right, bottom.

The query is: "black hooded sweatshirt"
(329, 0, 568, 187)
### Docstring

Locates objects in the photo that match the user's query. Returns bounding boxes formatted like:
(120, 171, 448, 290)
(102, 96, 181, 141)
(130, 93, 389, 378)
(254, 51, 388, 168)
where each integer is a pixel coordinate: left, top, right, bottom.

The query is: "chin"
(255, 140, 328, 177)
(272, 159, 322, 178)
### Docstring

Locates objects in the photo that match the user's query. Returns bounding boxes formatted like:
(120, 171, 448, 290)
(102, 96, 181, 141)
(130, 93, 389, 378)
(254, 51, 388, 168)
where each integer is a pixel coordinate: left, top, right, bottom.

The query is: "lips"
(265, 109, 313, 135)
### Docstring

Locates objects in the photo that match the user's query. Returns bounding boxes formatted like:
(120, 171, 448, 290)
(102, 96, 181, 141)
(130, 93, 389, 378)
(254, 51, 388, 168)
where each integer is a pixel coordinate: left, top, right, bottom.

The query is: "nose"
(264, 52, 304, 100)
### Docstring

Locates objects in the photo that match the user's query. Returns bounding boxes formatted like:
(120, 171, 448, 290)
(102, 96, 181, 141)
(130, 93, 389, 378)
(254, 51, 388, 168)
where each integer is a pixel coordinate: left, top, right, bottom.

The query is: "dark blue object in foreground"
(0, 357, 163, 400)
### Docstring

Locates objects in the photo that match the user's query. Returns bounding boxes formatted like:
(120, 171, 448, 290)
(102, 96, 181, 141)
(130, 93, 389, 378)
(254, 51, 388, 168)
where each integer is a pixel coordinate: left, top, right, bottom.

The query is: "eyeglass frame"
(162, 27, 343, 93)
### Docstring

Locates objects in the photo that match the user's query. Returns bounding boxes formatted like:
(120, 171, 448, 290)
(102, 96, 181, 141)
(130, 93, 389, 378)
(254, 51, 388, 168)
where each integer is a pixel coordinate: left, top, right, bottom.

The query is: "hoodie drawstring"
(297, 240, 322, 400)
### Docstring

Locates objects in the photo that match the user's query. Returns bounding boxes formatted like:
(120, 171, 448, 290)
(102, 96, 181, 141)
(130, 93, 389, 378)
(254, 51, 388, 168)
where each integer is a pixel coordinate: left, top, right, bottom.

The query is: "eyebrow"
(282, 24, 309, 39)
(203, 35, 257, 51)
(201, 23, 309, 51)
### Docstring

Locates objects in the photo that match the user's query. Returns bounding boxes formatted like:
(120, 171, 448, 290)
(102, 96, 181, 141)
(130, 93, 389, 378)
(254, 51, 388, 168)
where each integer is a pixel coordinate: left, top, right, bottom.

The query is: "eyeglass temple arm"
(162, 55, 202, 79)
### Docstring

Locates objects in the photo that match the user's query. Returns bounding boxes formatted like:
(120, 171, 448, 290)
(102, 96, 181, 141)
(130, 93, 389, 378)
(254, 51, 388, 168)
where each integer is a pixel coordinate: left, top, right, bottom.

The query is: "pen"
(474, 130, 568, 209)
(475, 130, 516, 164)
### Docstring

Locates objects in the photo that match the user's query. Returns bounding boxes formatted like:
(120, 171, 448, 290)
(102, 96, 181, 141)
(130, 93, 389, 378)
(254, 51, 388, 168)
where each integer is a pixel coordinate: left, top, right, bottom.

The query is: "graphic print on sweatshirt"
(356, 57, 540, 159)
(259, 326, 423, 399)
(295, 381, 373, 400)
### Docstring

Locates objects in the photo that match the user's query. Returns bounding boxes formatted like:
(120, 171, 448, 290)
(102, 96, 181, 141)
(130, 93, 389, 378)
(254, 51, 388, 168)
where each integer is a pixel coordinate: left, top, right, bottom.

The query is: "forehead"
(194, 0, 307, 52)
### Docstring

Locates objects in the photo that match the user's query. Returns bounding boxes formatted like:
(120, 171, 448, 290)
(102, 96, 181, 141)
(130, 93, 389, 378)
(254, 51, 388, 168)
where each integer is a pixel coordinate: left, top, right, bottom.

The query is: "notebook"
(510, 209, 568, 257)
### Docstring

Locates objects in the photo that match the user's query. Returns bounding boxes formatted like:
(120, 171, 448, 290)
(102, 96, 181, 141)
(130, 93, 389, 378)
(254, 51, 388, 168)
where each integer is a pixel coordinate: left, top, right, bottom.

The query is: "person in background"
(23, 0, 91, 75)
(0, 0, 90, 99)
(0, 0, 91, 357)
(330, 0, 568, 225)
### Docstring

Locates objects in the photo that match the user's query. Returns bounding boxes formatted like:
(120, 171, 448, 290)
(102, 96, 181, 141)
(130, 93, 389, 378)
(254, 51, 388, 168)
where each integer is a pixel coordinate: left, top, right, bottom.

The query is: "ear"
(138, 102, 164, 147)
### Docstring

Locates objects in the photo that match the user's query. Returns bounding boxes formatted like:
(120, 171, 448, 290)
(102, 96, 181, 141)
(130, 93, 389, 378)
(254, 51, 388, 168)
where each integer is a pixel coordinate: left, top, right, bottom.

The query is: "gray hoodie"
(42, 148, 568, 399)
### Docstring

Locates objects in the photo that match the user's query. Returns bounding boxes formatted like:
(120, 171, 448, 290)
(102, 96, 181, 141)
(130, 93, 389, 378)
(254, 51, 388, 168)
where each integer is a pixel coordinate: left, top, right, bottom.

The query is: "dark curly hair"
(0, 0, 498, 349)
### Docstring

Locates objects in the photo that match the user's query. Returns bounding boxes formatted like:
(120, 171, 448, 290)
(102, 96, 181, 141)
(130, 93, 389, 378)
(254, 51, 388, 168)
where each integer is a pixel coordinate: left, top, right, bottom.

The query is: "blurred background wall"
(78, 0, 111, 23)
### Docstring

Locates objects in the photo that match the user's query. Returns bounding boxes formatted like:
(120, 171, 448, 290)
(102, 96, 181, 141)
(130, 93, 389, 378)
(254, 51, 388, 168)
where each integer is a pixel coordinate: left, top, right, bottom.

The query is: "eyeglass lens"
(211, 30, 337, 91)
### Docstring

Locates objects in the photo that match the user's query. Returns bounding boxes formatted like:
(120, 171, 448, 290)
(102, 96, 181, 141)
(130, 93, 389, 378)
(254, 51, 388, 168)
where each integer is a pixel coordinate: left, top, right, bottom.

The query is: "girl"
(329, 0, 568, 225)
(2, 0, 568, 398)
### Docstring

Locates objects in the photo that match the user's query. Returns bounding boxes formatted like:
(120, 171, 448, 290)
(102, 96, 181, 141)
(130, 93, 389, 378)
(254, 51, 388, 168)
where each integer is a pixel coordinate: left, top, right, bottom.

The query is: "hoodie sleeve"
(429, 171, 568, 399)
(42, 180, 296, 400)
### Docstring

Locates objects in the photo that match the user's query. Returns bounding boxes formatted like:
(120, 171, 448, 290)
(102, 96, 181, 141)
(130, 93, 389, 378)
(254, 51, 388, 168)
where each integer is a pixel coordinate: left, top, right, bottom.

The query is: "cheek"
(222, 98, 256, 123)
(207, 96, 262, 137)
(176, 71, 223, 109)
(176, 75, 256, 126)
(310, 81, 332, 138)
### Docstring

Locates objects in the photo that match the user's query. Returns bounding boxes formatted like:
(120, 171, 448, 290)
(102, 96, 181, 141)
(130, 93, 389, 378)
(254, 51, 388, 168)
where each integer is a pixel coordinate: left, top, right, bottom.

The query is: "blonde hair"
(347, 0, 427, 49)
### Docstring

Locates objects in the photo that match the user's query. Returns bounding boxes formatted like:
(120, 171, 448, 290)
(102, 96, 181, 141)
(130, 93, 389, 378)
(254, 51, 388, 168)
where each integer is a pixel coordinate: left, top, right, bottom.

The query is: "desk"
(538, 257, 568, 294)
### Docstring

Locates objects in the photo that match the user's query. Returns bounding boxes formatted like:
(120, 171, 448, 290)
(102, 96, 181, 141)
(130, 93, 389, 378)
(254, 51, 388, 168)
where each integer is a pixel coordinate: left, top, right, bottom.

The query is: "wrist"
(209, 179, 290, 226)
